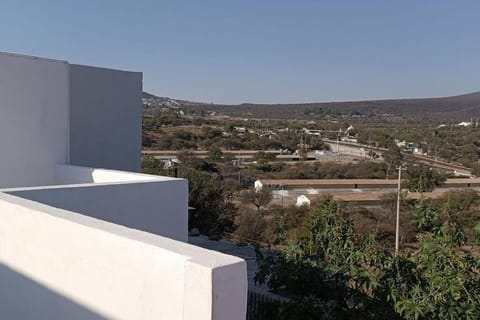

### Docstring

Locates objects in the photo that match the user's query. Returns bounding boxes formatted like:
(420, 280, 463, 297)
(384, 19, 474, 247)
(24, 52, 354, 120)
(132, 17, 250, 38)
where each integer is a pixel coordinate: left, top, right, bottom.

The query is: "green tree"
(440, 189, 479, 215)
(383, 144, 403, 179)
(241, 187, 273, 211)
(391, 226, 480, 319)
(201, 126, 223, 139)
(141, 155, 171, 176)
(405, 165, 446, 193)
(233, 208, 267, 244)
(177, 149, 198, 168)
(288, 122, 303, 131)
(255, 151, 276, 164)
(255, 197, 396, 319)
(255, 197, 480, 319)
(207, 146, 224, 162)
(411, 198, 441, 233)
(180, 167, 236, 236)
(438, 189, 480, 243)
(474, 222, 480, 244)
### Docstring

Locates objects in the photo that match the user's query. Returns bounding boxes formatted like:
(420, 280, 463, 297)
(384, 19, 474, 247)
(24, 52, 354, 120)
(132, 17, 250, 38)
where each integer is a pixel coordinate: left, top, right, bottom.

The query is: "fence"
(246, 290, 284, 320)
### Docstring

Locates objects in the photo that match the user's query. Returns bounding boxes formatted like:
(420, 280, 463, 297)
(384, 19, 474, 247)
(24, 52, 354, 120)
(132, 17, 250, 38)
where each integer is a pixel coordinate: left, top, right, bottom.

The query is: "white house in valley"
(0, 52, 247, 319)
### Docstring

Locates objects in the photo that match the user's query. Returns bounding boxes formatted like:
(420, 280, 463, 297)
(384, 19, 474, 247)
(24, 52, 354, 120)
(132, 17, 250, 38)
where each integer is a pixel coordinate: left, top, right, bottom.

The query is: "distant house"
(305, 129, 322, 136)
(259, 129, 276, 138)
(396, 140, 417, 152)
(233, 126, 247, 134)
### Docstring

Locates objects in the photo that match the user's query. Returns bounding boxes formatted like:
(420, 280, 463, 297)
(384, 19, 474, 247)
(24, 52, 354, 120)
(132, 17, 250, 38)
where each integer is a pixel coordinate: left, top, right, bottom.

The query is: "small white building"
(254, 180, 264, 191)
(345, 125, 355, 135)
(457, 121, 473, 127)
(296, 195, 311, 207)
(233, 126, 247, 133)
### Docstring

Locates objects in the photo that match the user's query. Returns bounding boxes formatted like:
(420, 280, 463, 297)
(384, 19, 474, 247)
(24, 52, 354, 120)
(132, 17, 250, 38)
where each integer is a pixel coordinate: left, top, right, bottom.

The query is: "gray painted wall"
(0, 53, 69, 188)
(69, 65, 142, 172)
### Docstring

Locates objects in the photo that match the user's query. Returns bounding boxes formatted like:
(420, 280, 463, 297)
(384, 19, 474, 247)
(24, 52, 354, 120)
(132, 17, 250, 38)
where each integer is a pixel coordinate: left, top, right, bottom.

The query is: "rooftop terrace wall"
(0, 53, 69, 188)
(0, 53, 142, 189)
(54, 164, 162, 184)
(69, 65, 142, 172)
(0, 193, 247, 319)
(3, 165, 188, 242)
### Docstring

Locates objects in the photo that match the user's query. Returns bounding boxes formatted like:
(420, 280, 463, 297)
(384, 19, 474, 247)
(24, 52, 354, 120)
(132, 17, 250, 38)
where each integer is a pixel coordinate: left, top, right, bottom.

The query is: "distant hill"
(142, 92, 207, 108)
(143, 91, 480, 122)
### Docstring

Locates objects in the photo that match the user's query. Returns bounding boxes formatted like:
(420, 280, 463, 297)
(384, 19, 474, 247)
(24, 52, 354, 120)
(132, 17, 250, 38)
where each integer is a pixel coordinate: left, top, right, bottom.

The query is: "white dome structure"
(296, 195, 311, 207)
(254, 180, 263, 192)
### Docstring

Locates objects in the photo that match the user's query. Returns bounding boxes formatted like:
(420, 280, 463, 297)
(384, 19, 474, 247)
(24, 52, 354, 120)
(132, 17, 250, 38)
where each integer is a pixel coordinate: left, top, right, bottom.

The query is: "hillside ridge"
(143, 90, 480, 121)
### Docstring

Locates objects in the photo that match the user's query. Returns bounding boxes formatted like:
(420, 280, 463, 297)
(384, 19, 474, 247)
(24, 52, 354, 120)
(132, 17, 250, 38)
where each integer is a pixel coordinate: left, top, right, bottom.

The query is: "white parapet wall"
(3, 165, 188, 242)
(54, 164, 165, 184)
(0, 193, 247, 320)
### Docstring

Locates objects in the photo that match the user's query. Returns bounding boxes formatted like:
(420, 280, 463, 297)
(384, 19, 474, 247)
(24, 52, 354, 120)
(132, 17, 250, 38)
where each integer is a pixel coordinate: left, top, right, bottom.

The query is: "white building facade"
(0, 52, 247, 319)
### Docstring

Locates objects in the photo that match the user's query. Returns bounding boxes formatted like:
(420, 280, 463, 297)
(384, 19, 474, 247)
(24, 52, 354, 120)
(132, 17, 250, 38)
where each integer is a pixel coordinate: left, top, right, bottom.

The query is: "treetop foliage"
(255, 197, 480, 319)
(405, 165, 446, 193)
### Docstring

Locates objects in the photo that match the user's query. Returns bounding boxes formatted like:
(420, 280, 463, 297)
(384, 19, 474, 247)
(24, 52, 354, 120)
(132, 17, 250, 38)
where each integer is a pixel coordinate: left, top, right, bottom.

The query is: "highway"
(323, 139, 472, 176)
(143, 139, 473, 176)
(260, 178, 480, 189)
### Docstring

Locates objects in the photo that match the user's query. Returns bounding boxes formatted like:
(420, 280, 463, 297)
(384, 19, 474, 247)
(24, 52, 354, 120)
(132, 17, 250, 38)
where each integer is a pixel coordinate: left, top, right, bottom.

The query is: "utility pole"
(336, 135, 339, 154)
(395, 165, 406, 256)
(336, 132, 340, 161)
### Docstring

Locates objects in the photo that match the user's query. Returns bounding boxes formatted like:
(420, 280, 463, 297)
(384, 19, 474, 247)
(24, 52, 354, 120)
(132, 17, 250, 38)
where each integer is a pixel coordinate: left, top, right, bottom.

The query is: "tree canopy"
(241, 187, 273, 211)
(405, 165, 446, 193)
(179, 167, 237, 236)
(255, 196, 480, 319)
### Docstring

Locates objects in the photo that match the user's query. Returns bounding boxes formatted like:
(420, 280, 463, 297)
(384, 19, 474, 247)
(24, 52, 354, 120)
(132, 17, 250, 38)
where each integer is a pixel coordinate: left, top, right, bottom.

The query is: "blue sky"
(0, 0, 479, 104)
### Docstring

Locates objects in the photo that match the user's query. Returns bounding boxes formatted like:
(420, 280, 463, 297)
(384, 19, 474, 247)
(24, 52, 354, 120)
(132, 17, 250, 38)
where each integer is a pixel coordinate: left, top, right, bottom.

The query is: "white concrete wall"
(0, 53, 143, 188)
(6, 178, 188, 242)
(0, 193, 247, 319)
(0, 53, 69, 188)
(69, 65, 142, 172)
(54, 164, 168, 185)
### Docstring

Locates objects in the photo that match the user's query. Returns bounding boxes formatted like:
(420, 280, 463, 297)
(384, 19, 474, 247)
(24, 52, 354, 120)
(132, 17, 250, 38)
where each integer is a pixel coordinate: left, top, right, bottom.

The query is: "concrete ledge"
(2, 165, 188, 242)
(0, 193, 247, 319)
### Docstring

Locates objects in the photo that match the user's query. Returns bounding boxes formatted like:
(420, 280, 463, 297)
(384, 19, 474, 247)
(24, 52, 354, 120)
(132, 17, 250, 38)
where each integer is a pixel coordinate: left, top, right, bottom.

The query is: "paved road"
(323, 139, 472, 176)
